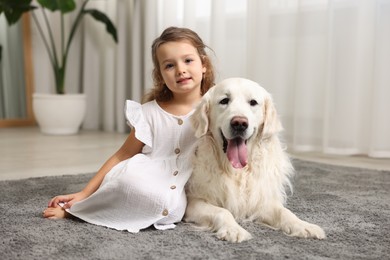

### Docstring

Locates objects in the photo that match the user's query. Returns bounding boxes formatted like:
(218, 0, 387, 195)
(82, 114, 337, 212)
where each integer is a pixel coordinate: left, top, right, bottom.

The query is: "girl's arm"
(48, 129, 144, 209)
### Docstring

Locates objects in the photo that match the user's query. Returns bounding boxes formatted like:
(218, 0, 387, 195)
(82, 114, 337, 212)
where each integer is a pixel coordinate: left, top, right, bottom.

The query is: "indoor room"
(0, 0, 389, 259)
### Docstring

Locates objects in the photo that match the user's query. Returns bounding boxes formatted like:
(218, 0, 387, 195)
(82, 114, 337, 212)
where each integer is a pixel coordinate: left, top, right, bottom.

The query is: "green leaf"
(37, 0, 76, 13)
(0, 0, 36, 25)
(83, 9, 118, 43)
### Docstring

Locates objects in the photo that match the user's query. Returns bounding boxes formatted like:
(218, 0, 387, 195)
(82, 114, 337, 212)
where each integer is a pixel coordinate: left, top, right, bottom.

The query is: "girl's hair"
(143, 27, 215, 103)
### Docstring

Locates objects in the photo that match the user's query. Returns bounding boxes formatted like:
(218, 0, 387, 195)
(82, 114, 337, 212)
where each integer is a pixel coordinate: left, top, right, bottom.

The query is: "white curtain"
(245, 0, 390, 158)
(31, 0, 390, 158)
(0, 17, 27, 119)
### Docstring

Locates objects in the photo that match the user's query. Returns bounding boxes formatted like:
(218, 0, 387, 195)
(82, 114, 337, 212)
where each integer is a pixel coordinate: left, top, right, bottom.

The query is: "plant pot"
(33, 93, 87, 135)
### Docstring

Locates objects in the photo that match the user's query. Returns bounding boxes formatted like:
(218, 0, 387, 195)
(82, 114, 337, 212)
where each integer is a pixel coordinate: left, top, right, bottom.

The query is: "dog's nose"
(231, 116, 248, 132)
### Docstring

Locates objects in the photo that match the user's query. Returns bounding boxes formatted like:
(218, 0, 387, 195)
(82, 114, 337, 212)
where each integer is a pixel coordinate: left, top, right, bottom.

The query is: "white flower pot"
(33, 93, 87, 135)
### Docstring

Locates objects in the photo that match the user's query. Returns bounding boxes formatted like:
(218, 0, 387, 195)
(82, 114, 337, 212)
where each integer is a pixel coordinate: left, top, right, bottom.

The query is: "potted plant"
(0, 0, 118, 134)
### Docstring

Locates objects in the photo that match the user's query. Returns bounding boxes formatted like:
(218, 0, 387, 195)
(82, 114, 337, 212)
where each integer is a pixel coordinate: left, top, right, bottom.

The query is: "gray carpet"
(0, 159, 389, 260)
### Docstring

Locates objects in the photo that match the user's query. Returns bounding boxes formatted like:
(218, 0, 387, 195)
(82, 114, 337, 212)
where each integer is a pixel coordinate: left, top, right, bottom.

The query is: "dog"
(184, 78, 326, 243)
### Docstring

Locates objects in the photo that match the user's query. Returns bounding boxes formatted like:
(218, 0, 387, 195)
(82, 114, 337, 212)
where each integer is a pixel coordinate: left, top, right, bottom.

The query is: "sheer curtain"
(247, 0, 390, 158)
(31, 0, 390, 158)
(243, 0, 390, 158)
(0, 17, 27, 119)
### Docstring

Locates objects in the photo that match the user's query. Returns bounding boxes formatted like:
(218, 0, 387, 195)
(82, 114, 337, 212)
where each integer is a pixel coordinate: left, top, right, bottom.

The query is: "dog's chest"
(216, 171, 259, 213)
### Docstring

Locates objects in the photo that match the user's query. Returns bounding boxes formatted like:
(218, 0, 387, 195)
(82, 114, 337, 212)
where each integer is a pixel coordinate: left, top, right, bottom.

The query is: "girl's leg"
(43, 206, 70, 219)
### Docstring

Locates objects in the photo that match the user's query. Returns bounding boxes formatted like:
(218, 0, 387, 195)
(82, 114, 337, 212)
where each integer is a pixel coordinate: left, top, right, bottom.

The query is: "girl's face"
(157, 40, 207, 99)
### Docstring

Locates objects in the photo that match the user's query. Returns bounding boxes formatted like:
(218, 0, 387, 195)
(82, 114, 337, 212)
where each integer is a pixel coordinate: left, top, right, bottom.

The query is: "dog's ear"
(261, 94, 283, 139)
(191, 94, 210, 138)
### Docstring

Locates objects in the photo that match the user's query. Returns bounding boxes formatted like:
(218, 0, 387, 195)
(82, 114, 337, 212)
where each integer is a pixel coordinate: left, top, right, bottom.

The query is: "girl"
(43, 27, 215, 232)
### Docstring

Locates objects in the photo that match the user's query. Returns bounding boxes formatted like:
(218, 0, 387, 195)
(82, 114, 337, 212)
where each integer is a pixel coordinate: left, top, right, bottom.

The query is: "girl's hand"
(48, 191, 88, 209)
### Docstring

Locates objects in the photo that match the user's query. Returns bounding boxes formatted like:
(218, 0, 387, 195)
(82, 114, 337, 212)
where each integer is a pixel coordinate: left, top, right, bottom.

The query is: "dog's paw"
(284, 221, 326, 239)
(216, 225, 252, 243)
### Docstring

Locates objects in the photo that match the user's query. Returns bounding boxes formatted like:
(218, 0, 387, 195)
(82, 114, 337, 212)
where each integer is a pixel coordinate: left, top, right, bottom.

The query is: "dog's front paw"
(284, 221, 326, 239)
(216, 225, 252, 243)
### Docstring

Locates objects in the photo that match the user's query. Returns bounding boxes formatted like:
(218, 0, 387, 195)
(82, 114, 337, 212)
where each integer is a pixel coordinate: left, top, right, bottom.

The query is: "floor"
(1, 127, 389, 181)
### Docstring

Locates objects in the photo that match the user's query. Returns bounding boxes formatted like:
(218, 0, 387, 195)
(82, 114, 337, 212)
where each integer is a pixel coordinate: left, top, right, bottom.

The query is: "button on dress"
(66, 100, 197, 233)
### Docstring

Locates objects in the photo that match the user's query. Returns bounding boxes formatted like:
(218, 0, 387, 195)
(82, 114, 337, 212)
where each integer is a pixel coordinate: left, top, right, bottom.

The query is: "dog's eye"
(219, 98, 230, 105)
(249, 99, 258, 106)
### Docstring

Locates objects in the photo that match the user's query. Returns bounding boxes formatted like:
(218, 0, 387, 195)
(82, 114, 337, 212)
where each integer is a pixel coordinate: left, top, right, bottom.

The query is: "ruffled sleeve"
(125, 100, 153, 148)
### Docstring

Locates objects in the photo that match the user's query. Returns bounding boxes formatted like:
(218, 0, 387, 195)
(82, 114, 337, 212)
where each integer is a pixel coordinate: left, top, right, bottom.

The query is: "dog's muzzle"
(220, 117, 249, 169)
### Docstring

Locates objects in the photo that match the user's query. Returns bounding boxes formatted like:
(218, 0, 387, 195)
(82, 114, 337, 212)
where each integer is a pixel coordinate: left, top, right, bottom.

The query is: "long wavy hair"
(143, 27, 215, 103)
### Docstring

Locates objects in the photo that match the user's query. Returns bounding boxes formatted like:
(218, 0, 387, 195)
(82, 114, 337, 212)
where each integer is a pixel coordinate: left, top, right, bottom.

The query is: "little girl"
(43, 27, 215, 232)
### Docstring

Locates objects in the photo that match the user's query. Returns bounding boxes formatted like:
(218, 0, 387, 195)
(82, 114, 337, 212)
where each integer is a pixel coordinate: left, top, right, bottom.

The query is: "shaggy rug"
(0, 159, 389, 260)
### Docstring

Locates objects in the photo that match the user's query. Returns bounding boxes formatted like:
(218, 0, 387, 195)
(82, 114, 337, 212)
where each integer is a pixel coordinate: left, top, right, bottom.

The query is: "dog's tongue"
(227, 138, 248, 169)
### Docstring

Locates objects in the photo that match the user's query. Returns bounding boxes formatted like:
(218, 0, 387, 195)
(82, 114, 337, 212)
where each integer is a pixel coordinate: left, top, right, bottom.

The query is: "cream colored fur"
(184, 78, 325, 243)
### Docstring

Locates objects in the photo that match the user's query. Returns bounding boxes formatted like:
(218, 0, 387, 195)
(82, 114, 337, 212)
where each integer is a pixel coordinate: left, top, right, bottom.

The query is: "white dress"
(67, 100, 197, 232)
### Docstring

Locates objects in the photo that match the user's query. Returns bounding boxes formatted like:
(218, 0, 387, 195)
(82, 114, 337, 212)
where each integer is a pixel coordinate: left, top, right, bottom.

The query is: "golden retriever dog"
(184, 78, 326, 243)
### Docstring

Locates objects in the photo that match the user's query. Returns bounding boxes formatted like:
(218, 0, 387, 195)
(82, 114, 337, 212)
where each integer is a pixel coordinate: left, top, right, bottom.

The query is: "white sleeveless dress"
(67, 100, 197, 233)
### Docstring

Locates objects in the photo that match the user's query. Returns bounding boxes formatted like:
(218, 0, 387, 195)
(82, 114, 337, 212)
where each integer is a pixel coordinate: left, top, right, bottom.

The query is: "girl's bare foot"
(43, 206, 70, 219)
